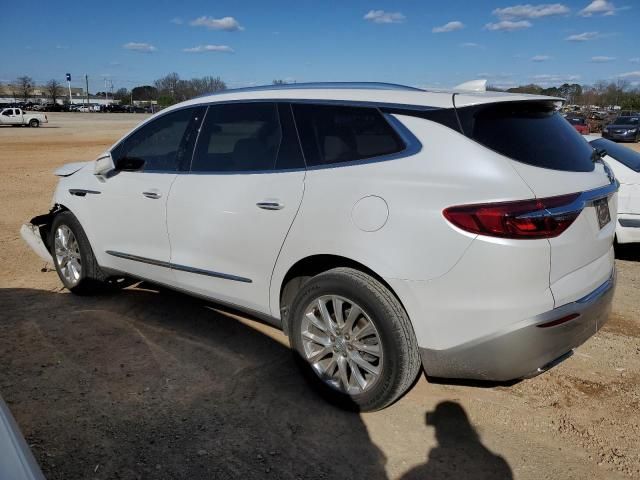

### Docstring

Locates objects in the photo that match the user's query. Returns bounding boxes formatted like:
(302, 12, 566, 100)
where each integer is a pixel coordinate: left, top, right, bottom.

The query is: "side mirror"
(94, 152, 115, 176)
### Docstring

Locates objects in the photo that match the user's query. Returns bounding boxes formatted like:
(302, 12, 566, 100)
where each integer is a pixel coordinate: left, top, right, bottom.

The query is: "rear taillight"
(443, 193, 581, 239)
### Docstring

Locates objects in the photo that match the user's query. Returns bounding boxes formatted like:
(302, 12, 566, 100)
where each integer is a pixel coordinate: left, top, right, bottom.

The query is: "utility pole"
(85, 74, 89, 110)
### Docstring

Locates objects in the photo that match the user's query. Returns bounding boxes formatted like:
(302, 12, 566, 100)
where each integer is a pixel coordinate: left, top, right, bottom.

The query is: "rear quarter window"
(457, 102, 595, 172)
(292, 104, 405, 167)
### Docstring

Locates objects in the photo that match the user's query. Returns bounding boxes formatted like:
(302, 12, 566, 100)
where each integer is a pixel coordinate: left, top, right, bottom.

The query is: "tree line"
(489, 80, 640, 110)
(7, 73, 639, 111)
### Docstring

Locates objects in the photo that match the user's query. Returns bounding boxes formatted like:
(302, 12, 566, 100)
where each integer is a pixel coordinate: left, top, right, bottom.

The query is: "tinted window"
(591, 138, 640, 172)
(292, 104, 405, 167)
(113, 107, 204, 172)
(458, 102, 595, 172)
(191, 103, 284, 172)
(2, 109, 12, 116)
(613, 116, 639, 125)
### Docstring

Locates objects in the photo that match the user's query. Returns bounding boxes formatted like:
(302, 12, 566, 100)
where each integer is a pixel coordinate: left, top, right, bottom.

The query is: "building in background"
(0, 83, 118, 106)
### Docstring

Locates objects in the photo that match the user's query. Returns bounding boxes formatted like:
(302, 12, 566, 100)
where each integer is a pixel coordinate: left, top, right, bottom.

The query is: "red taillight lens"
(443, 193, 581, 239)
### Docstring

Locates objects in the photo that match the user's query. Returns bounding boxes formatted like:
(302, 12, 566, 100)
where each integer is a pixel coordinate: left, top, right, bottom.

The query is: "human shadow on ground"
(401, 401, 513, 480)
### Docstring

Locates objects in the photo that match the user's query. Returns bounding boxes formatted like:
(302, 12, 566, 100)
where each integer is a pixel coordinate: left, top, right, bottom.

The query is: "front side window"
(3, 109, 13, 116)
(292, 104, 405, 167)
(191, 103, 284, 172)
(112, 107, 204, 172)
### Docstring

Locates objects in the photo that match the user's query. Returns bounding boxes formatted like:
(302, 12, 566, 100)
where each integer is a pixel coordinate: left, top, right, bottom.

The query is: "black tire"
(289, 267, 421, 411)
(50, 211, 107, 294)
(29, 119, 39, 127)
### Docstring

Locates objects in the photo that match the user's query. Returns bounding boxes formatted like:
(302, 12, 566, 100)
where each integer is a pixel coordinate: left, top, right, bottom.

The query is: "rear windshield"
(613, 116, 639, 125)
(457, 102, 595, 172)
(590, 138, 640, 172)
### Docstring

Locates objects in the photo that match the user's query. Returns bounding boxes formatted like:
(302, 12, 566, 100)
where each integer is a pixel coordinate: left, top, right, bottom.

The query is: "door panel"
(167, 102, 306, 315)
(168, 171, 304, 313)
(89, 106, 205, 283)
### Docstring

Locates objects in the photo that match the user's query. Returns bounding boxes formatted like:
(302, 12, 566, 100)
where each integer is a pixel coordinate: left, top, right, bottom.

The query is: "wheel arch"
(277, 254, 407, 336)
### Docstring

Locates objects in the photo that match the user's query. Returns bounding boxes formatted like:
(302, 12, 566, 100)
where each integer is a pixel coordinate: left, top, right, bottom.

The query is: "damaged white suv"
(22, 82, 617, 411)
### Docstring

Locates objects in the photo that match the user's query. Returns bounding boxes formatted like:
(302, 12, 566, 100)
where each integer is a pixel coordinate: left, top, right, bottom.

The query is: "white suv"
(22, 82, 618, 411)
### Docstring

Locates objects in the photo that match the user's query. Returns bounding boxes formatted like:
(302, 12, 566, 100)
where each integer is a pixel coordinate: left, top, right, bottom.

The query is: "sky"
(1, 0, 639, 92)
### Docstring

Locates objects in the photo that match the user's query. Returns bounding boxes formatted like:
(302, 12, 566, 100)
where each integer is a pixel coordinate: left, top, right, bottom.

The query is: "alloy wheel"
(54, 225, 82, 286)
(301, 295, 383, 395)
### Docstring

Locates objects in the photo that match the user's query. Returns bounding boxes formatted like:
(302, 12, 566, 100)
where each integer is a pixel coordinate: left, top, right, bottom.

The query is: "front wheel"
(289, 267, 421, 411)
(50, 211, 107, 294)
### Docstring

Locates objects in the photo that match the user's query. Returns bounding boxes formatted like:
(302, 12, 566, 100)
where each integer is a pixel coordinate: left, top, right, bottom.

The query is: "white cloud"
(432, 21, 465, 33)
(579, 0, 617, 16)
(171, 17, 183, 25)
(591, 56, 616, 62)
(630, 58, 640, 64)
(460, 42, 482, 48)
(565, 31, 599, 41)
(55, 44, 69, 50)
(493, 3, 570, 20)
(363, 10, 406, 24)
(618, 71, 640, 79)
(190, 16, 244, 31)
(123, 42, 156, 53)
(531, 55, 551, 62)
(484, 20, 532, 31)
(183, 45, 234, 53)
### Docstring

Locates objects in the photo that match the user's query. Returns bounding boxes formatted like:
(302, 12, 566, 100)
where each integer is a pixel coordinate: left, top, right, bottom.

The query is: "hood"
(54, 161, 92, 177)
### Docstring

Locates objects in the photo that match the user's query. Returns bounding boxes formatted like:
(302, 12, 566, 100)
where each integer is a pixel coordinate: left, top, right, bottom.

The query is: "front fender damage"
(20, 205, 63, 262)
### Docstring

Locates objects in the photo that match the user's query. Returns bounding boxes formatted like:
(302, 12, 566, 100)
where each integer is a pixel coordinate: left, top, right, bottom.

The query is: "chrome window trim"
(105, 250, 252, 283)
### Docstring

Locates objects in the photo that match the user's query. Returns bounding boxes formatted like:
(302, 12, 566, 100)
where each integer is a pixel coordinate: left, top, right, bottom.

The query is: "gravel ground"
(0, 113, 639, 479)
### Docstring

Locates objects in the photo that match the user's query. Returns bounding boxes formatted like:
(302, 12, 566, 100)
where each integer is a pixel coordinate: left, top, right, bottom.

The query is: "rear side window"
(192, 102, 302, 172)
(591, 138, 640, 172)
(292, 104, 405, 167)
(458, 102, 595, 172)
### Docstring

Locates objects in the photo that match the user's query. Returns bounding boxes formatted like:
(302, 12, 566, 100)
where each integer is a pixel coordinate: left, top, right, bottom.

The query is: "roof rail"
(199, 82, 425, 97)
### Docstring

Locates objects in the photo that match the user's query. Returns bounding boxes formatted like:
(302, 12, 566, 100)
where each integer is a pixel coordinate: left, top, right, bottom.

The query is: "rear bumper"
(420, 269, 615, 381)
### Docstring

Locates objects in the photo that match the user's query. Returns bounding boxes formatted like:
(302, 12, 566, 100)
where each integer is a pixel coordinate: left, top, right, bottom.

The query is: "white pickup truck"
(0, 108, 48, 127)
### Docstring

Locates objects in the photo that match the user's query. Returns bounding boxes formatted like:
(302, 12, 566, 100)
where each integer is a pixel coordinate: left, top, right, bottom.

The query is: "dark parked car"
(602, 116, 639, 142)
(566, 116, 590, 135)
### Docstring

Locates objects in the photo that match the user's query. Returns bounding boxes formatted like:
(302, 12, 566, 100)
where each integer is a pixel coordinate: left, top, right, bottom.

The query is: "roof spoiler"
(454, 79, 487, 92)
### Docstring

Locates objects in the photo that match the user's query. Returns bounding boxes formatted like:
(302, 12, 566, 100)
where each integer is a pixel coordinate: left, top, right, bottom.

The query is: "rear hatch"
(454, 99, 617, 307)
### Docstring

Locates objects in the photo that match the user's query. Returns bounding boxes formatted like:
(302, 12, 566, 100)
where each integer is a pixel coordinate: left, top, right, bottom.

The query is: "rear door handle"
(257, 201, 284, 210)
(142, 190, 162, 199)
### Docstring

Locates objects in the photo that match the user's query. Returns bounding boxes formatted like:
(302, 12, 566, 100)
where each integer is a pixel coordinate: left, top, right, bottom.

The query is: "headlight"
(629, 128, 638, 133)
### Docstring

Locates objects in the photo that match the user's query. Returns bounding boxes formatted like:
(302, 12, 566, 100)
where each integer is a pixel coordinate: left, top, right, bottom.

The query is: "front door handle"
(142, 190, 162, 199)
(257, 201, 284, 210)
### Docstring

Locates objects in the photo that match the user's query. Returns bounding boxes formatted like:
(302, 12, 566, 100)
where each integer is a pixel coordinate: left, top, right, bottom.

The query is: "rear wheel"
(51, 211, 107, 294)
(29, 119, 39, 127)
(289, 267, 421, 411)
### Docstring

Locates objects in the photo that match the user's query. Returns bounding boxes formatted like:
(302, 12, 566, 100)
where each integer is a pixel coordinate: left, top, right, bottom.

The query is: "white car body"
(586, 135, 640, 243)
(0, 108, 47, 127)
(22, 82, 617, 390)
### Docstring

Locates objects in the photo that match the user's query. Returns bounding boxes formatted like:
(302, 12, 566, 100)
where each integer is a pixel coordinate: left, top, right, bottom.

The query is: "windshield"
(590, 138, 640, 173)
(613, 116, 639, 125)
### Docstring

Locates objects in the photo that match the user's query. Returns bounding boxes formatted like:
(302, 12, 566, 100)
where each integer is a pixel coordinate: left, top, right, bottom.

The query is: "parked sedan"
(21, 82, 617, 411)
(566, 116, 590, 135)
(602, 116, 639, 142)
(587, 136, 640, 244)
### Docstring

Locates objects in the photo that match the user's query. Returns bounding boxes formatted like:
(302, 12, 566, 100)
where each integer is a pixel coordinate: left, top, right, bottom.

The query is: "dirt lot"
(1, 113, 639, 480)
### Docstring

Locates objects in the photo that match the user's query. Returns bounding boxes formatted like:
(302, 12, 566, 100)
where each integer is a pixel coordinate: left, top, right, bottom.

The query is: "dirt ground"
(1, 113, 639, 480)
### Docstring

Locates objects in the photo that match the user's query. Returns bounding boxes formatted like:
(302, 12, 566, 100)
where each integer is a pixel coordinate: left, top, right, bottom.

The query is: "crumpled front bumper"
(420, 269, 616, 381)
(20, 223, 52, 262)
